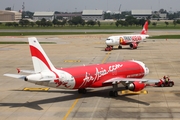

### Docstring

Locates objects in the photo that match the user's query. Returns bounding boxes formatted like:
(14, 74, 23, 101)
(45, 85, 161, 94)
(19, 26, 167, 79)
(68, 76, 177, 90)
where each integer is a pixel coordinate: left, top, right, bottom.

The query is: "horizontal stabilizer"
(4, 74, 26, 80)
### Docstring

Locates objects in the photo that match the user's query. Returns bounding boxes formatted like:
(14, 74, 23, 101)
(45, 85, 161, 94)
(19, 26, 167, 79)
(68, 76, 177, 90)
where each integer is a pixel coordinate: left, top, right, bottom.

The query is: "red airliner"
(4, 37, 157, 97)
(105, 21, 149, 51)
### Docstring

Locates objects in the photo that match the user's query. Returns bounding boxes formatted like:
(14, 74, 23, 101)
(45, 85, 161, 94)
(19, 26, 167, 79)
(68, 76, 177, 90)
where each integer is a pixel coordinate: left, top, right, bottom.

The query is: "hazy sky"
(0, 0, 179, 12)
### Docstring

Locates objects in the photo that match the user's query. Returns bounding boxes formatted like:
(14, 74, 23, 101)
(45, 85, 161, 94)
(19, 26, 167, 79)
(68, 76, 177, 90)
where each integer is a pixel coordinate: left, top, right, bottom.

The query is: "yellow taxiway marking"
(64, 60, 81, 63)
(23, 87, 49, 91)
(121, 90, 148, 95)
(62, 52, 111, 119)
(62, 95, 81, 120)
(102, 52, 111, 64)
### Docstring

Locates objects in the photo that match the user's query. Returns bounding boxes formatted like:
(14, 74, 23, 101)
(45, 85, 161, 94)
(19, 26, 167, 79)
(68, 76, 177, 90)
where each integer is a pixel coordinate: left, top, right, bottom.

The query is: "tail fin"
(140, 20, 148, 34)
(28, 37, 56, 73)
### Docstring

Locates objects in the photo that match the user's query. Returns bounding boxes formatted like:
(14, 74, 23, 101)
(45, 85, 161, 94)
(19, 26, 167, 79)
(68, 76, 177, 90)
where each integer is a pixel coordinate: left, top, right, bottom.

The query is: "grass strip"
(149, 35, 180, 39)
(0, 32, 130, 36)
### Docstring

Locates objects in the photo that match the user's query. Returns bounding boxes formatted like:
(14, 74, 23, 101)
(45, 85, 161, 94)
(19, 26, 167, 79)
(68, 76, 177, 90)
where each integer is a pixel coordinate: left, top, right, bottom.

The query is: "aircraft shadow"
(0, 87, 149, 110)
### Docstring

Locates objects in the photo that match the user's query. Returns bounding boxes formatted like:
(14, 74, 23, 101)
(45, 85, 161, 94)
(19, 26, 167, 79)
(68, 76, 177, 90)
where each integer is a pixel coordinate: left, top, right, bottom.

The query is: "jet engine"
(129, 42, 137, 49)
(128, 81, 145, 91)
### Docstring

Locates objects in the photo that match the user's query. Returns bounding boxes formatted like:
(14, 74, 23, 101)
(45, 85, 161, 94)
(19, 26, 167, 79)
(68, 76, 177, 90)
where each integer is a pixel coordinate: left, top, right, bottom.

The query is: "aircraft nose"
(105, 40, 111, 45)
(145, 67, 149, 75)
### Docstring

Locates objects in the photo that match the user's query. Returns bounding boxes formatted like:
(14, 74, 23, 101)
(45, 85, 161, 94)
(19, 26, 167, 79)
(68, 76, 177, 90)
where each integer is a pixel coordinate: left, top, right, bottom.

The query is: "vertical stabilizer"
(28, 37, 56, 73)
(140, 21, 148, 34)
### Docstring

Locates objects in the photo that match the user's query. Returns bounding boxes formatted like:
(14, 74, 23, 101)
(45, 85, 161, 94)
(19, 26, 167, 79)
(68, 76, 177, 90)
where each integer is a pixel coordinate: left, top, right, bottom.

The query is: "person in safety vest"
(163, 76, 169, 84)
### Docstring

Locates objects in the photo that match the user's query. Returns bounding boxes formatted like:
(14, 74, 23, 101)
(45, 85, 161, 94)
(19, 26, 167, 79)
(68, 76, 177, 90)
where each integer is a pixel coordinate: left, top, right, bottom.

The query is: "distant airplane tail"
(140, 21, 148, 34)
(28, 37, 56, 73)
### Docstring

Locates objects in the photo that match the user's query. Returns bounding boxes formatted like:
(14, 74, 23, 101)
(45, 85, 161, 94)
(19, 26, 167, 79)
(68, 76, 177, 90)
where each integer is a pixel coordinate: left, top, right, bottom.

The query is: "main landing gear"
(105, 45, 123, 51)
(78, 88, 87, 94)
(118, 45, 122, 49)
(109, 83, 118, 97)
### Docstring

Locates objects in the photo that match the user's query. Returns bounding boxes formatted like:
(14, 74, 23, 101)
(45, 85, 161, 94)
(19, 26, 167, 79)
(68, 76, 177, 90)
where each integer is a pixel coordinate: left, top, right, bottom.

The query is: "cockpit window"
(106, 38, 113, 41)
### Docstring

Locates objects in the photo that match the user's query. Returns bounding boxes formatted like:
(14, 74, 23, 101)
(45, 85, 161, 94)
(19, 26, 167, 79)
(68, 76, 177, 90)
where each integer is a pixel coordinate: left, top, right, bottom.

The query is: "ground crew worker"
(163, 76, 169, 84)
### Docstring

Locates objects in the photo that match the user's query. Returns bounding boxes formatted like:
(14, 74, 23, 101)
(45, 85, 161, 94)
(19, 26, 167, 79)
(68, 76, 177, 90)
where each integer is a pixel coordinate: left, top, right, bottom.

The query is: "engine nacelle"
(128, 81, 145, 91)
(129, 42, 138, 49)
(24, 73, 41, 82)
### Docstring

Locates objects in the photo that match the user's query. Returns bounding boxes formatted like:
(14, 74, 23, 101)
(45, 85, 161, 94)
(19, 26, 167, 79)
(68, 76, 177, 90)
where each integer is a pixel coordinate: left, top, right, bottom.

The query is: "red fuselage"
(60, 60, 146, 89)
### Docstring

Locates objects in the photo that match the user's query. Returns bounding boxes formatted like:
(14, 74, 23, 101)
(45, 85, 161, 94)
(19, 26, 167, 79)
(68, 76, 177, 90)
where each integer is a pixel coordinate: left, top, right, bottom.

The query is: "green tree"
(115, 21, 119, 27)
(152, 22, 157, 27)
(36, 21, 41, 27)
(138, 19, 146, 27)
(86, 20, 96, 26)
(68, 20, 73, 26)
(46, 21, 52, 27)
(19, 19, 24, 27)
(165, 21, 169, 27)
(41, 18, 47, 27)
(61, 19, 67, 26)
(173, 20, 177, 27)
(30, 22, 35, 27)
(23, 20, 30, 26)
(12, 22, 18, 27)
(52, 19, 58, 27)
(5, 22, 13, 27)
(81, 20, 85, 26)
(125, 16, 136, 26)
(97, 21, 101, 27)
(70, 16, 84, 26)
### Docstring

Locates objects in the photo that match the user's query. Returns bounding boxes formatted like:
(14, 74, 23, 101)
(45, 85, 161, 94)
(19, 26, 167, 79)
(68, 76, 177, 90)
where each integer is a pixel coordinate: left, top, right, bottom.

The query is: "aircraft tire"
(109, 91, 114, 97)
(113, 91, 118, 97)
(118, 46, 122, 49)
(109, 91, 118, 97)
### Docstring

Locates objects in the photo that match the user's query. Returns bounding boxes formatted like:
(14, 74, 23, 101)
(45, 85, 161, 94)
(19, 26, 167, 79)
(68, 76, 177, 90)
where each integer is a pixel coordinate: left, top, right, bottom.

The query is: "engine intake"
(129, 42, 137, 49)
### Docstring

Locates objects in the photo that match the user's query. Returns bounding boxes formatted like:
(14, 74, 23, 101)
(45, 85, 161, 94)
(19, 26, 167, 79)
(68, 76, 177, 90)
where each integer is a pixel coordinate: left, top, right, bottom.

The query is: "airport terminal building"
(131, 10, 152, 19)
(33, 12, 55, 21)
(82, 10, 104, 21)
(0, 10, 22, 22)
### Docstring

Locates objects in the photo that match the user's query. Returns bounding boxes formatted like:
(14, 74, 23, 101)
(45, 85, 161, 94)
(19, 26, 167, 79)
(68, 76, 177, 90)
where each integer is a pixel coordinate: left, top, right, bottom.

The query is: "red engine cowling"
(129, 42, 137, 49)
(128, 81, 145, 91)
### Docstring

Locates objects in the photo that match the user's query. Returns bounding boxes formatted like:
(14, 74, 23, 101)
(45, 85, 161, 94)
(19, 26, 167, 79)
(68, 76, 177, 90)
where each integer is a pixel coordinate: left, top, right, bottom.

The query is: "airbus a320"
(105, 21, 149, 51)
(4, 37, 158, 97)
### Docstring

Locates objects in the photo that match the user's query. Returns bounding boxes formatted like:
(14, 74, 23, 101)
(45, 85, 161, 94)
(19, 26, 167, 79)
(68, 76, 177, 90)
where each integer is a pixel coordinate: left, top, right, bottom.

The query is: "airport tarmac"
(0, 34, 180, 120)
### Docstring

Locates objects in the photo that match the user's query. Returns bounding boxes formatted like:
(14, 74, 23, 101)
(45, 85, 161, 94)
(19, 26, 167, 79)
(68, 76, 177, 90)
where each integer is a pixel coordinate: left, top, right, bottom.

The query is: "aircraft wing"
(103, 77, 160, 84)
(4, 74, 26, 80)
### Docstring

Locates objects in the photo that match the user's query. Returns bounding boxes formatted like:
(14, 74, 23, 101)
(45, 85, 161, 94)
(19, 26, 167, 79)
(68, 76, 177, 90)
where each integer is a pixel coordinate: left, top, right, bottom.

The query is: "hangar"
(82, 10, 104, 21)
(55, 12, 82, 20)
(131, 10, 152, 19)
(33, 12, 55, 21)
(0, 10, 22, 22)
